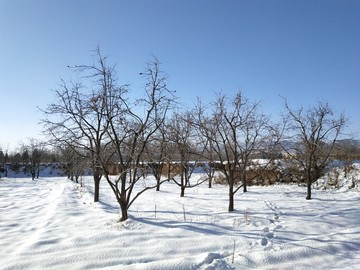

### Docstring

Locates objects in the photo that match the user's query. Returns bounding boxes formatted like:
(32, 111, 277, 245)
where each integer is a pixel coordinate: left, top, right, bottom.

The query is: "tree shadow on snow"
(130, 214, 260, 240)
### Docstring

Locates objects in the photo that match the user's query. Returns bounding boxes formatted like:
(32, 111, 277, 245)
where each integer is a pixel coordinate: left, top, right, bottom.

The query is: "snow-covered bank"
(1, 175, 359, 269)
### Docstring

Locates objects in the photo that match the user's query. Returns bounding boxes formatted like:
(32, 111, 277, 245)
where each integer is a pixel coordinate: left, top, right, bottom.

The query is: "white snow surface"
(1, 173, 360, 269)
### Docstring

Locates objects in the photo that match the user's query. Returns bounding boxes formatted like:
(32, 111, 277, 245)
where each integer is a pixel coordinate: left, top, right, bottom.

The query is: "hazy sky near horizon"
(1, 0, 360, 151)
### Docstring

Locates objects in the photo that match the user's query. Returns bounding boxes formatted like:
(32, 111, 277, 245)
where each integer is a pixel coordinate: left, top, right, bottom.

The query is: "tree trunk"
(156, 175, 161, 191)
(306, 165, 312, 200)
(180, 186, 185, 197)
(306, 178, 312, 200)
(119, 202, 128, 221)
(228, 183, 234, 211)
(94, 178, 100, 202)
(180, 172, 185, 197)
(93, 172, 101, 202)
(242, 172, 248, 193)
(243, 180, 247, 193)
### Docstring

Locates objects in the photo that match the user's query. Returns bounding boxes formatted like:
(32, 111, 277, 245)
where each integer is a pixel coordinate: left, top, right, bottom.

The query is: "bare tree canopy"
(41, 47, 123, 202)
(98, 56, 176, 221)
(20, 138, 46, 180)
(40, 46, 353, 222)
(42, 48, 176, 220)
(195, 91, 277, 211)
(166, 110, 207, 197)
(282, 100, 346, 199)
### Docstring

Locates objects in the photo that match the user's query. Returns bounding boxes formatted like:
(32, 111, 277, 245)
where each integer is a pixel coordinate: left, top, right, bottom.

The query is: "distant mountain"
(280, 139, 360, 152)
(278, 140, 301, 152)
(336, 139, 360, 147)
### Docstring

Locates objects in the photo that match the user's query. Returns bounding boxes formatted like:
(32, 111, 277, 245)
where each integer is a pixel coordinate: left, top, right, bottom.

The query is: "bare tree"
(282, 100, 346, 199)
(145, 123, 171, 191)
(42, 47, 117, 202)
(58, 144, 89, 183)
(167, 111, 206, 197)
(10, 152, 22, 174)
(0, 148, 9, 178)
(0, 149, 9, 178)
(196, 92, 274, 211)
(20, 139, 46, 180)
(193, 100, 217, 188)
(100, 57, 176, 221)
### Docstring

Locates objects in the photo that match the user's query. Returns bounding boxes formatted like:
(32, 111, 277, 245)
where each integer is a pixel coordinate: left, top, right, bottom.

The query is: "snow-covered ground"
(1, 171, 360, 269)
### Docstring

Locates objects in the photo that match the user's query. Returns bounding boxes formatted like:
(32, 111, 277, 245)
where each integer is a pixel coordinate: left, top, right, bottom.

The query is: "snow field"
(1, 174, 359, 269)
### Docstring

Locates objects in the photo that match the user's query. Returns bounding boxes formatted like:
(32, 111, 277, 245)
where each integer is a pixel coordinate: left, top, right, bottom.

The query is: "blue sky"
(1, 0, 359, 151)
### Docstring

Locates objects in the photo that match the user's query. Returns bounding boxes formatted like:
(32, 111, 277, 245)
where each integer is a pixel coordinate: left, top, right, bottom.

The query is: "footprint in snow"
(260, 227, 274, 246)
(198, 253, 234, 270)
(261, 237, 268, 246)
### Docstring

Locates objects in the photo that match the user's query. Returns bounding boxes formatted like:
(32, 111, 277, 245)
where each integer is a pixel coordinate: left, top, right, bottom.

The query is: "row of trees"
(0, 139, 58, 179)
(37, 48, 348, 221)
